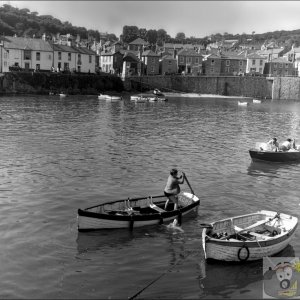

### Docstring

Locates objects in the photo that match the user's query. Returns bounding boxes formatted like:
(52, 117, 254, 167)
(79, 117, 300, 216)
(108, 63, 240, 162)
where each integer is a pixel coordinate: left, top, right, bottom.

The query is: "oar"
(182, 172, 194, 195)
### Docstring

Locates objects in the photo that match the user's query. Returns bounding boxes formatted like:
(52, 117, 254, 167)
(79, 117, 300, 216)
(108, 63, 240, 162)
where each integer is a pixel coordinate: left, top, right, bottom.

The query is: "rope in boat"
(128, 249, 199, 300)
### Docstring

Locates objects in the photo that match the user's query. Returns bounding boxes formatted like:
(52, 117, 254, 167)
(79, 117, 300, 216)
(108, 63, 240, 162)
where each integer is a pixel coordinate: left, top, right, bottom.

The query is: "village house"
(0, 36, 53, 72)
(75, 46, 97, 73)
(256, 48, 286, 62)
(99, 50, 124, 75)
(245, 53, 267, 74)
(264, 58, 297, 77)
(159, 54, 177, 75)
(52, 44, 78, 72)
(202, 53, 222, 75)
(128, 37, 149, 53)
(140, 50, 160, 75)
(176, 49, 203, 75)
(219, 52, 247, 75)
(121, 51, 140, 77)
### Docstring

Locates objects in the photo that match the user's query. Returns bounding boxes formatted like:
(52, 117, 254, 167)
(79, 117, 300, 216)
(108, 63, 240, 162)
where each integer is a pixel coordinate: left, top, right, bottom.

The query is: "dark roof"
(142, 50, 160, 57)
(123, 51, 140, 62)
(177, 49, 202, 56)
(129, 37, 149, 46)
(3, 36, 53, 51)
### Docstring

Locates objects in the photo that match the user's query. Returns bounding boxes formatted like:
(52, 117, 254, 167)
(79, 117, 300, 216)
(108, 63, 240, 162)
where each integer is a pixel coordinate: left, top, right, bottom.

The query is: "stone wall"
(272, 77, 300, 100)
(0, 72, 124, 95)
(125, 75, 273, 98)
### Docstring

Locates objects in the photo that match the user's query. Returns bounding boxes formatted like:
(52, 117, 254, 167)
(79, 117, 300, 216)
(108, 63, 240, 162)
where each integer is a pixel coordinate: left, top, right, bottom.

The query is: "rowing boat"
(78, 191, 199, 231)
(249, 149, 300, 162)
(202, 210, 298, 262)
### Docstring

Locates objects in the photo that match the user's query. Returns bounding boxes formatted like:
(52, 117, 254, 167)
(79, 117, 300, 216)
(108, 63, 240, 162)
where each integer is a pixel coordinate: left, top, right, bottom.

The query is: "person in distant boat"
(164, 169, 185, 211)
(267, 137, 279, 152)
(279, 138, 296, 151)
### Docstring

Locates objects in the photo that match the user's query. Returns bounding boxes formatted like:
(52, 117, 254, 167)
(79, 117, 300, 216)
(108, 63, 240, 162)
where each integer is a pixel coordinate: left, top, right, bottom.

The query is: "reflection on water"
(0, 95, 300, 298)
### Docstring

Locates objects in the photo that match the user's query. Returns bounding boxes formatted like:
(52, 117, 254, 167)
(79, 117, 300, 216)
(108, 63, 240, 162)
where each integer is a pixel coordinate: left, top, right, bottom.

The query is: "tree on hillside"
(157, 29, 168, 46)
(146, 29, 157, 45)
(122, 25, 139, 43)
(175, 32, 185, 42)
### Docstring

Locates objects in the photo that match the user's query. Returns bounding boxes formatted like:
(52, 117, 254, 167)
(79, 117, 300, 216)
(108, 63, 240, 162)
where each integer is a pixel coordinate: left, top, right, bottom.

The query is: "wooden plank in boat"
(149, 203, 165, 213)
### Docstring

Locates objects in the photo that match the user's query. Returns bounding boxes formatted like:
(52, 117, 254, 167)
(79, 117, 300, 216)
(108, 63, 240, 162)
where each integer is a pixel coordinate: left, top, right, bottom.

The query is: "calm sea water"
(0, 94, 299, 299)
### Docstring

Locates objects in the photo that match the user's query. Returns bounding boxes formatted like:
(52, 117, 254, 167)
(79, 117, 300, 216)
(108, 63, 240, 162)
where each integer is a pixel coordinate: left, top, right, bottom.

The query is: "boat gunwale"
(78, 198, 200, 221)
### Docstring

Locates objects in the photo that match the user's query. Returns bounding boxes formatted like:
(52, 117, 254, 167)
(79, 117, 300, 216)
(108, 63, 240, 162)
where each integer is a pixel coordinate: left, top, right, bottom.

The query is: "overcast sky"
(7, 1, 300, 38)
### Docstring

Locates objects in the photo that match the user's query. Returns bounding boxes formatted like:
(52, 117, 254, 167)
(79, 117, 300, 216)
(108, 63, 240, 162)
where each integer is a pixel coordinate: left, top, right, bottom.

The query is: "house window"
(58, 52, 61, 60)
(36, 52, 40, 61)
(285, 63, 289, 68)
(4, 61, 7, 67)
(48, 54, 52, 60)
(239, 61, 243, 66)
(252, 59, 255, 65)
(187, 57, 192, 64)
(195, 58, 199, 64)
(68, 53, 71, 61)
(89, 55, 92, 63)
(151, 65, 155, 73)
(180, 56, 184, 63)
(226, 67, 230, 72)
(24, 50, 31, 60)
(226, 60, 230, 66)
(78, 54, 81, 65)
(279, 63, 282, 68)
(36, 64, 40, 70)
(4, 50, 9, 59)
(274, 63, 277, 68)
(211, 59, 215, 65)
(168, 60, 172, 65)
(260, 60, 263, 66)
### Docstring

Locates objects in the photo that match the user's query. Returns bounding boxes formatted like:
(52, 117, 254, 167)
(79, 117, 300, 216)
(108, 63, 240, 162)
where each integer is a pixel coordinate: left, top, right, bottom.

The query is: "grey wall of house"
(125, 75, 273, 98)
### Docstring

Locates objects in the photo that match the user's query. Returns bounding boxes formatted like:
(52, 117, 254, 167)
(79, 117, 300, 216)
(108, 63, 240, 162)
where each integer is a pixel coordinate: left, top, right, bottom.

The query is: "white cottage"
(0, 36, 53, 72)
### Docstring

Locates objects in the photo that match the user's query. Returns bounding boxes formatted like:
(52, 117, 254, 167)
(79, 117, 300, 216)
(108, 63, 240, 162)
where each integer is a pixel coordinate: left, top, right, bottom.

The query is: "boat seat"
(148, 196, 166, 213)
(149, 203, 165, 213)
(248, 231, 269, 239)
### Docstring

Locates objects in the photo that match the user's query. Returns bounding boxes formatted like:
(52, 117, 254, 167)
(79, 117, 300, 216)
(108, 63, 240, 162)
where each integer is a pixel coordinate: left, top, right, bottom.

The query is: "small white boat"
(202, 210, 298, 262)
(238, 101, 248, 106)
(131, 95, 149, 102)
(253, 99, 262, 104)
(105, 95, 122, 101)
(59, 93, 67, 98)
(98, 94, 109, 100)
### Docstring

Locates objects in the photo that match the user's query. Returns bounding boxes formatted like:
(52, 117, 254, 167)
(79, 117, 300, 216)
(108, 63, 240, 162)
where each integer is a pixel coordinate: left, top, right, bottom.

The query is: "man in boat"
(266, 137, 279, 152)
(279, 138, 296, 151)
(164, 169, 185, 212)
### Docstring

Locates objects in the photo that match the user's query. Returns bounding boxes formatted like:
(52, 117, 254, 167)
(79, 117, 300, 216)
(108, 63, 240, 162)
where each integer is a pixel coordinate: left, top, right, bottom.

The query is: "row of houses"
(98, 37, 300, 78)
(2, 35, 300, 78)
(0, 36, 97, 73)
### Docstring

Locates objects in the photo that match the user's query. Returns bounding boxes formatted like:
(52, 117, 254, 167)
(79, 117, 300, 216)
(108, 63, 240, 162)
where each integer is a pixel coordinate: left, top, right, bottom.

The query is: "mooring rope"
(128, 248, 199, 300)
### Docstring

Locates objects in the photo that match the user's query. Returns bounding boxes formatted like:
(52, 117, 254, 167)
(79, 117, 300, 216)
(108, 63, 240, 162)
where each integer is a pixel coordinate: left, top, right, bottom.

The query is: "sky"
(4, 1, 300, 39)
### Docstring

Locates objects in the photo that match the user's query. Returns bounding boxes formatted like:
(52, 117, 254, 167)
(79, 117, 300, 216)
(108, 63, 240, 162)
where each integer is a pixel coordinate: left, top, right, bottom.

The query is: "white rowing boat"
(202, 210, 298, 262)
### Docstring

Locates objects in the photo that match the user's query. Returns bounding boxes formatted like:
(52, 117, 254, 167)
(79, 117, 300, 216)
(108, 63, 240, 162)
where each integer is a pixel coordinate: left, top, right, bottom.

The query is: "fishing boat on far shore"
(202, 210, 298, 262)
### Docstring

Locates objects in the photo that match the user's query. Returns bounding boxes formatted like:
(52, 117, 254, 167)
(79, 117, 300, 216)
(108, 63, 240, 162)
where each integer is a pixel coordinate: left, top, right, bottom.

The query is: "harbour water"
(0, 94, 299, 299)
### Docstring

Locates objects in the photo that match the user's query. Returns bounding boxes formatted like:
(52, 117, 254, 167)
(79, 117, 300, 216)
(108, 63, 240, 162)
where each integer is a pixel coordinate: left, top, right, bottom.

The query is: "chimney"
(42, 33, 46, 41)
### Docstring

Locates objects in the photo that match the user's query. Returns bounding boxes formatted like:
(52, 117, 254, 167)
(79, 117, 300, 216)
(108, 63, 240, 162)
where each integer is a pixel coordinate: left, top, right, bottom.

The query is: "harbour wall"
(2, 72, 300, 100)
(0, 72, 124, 95)
(125, 75, 273, 99)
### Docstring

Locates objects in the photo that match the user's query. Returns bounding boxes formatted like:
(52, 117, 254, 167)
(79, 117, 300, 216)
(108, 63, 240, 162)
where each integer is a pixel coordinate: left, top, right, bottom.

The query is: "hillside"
(0, 4, 116, 41)
(2, 3, 300, 47)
